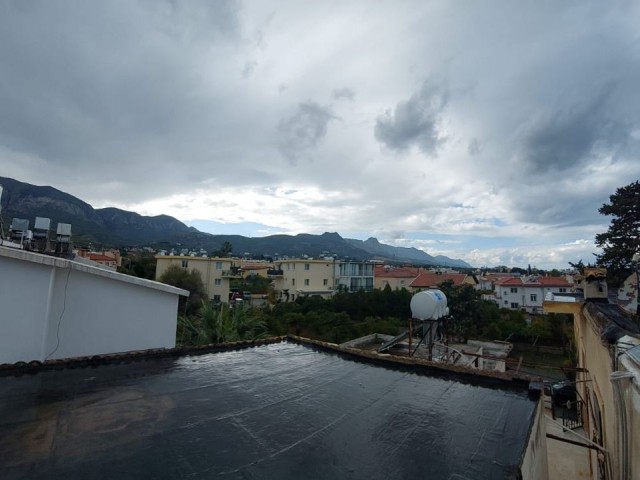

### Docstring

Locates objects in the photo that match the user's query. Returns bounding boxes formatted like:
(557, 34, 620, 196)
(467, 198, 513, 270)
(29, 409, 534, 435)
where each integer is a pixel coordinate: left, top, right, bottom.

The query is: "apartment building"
(270, 259, 336, 300)
(155, 255, 239, 303)
(496, 276, 572, 314)
(335, 261, 374, 292)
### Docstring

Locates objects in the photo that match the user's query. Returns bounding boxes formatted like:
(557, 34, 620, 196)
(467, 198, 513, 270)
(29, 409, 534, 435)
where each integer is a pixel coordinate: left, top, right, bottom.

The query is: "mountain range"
(0, 176, 472, 268)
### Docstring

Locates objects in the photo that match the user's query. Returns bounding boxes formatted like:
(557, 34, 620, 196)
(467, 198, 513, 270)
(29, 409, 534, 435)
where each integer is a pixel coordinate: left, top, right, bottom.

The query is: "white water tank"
(410, 289, 449, 320)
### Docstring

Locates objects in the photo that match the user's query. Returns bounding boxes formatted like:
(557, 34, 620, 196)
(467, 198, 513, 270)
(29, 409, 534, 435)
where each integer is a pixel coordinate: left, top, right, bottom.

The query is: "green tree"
(200, 302, 267, 343)
(595, 180, 640, 287)
(437, 281, 485, 339)
(159, 265, 208, 314)
(221, 241, 233, 257)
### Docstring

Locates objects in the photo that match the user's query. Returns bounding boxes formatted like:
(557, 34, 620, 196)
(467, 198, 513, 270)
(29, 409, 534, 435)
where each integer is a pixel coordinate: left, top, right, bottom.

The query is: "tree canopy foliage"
(159, 265, 207, 314)
(177, 302, 268, 346)
(595, 180, 640, 287)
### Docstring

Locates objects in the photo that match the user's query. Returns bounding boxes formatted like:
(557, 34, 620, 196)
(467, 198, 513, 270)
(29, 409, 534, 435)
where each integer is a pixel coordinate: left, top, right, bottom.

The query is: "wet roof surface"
(0, 342, 536, 479)
(587, 302, 640, 341)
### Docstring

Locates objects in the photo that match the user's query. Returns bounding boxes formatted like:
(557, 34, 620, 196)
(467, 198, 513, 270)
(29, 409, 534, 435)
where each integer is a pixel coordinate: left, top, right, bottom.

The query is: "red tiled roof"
(88, 254, 117, 262)
(497, 277, 571, 287)
(374, 266, 423, 278)
(409, 273, 470, 288)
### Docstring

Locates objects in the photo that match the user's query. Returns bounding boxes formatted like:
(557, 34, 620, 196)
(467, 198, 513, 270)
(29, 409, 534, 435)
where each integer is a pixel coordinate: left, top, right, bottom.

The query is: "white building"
(0, 246, 187, 364)
(495, 276, 573, 314)
(335, 261, 374, 292)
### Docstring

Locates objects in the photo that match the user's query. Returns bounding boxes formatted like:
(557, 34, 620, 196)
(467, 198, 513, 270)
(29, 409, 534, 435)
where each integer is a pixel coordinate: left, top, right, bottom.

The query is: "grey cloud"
(0, 0, 246, 202)
(508, 180, 618, 228)
(277, 102, 336, 163)
(468, 138, 481, 156)
(332, 88, 355, 101)
(517, 90, 629, 173)
(374, 80, 449, 155)
(241, 61, 257, 78)
(146, 0, 241, 42)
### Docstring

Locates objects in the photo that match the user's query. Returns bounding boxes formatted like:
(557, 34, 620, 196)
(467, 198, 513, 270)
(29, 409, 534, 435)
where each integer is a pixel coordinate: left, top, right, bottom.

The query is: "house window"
(400, 280, 405, 285)
(304, 263, 310, 270)
(215, 261, 222, 269)
(530, 294, 537, 302)
(304, 279, 310, 286)
(504, 300, 508, 305)
(213, 295, 221, 302)
(510, 287, 518, 293)
(323, 279, 328, 286)
(559, 288, 567, 293)
(181, 260, 188, 268)
(291, 278, 295, 286)
(214, 279, 221, 286)
(510, 302, 519, 309)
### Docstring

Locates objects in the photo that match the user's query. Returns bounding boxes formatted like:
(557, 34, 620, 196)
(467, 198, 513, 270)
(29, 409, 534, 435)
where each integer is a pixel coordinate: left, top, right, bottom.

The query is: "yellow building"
(155, 255, 240, 303)
(270, 259, 336, 301)
(544, 275, 640, 479)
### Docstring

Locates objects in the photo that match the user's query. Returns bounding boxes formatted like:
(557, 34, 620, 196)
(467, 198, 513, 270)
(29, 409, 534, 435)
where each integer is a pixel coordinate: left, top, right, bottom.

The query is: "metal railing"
(561, 400, 583, 430)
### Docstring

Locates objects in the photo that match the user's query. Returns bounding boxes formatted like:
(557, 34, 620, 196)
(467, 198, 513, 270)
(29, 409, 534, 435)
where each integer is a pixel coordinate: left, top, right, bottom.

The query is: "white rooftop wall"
(0, 247, 187, 364)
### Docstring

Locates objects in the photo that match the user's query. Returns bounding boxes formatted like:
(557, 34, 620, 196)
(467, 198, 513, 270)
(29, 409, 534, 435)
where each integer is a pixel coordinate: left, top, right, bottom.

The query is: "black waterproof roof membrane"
(1, 341, 537, 479)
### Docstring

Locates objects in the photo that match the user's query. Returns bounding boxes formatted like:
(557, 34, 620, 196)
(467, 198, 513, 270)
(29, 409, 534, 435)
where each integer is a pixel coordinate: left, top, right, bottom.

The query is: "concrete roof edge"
(0, 246, 189, 297)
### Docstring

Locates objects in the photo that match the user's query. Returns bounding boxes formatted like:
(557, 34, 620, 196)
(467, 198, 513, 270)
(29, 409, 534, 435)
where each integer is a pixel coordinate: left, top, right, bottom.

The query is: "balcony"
(222, 268, 243, 279)
(267, 269, 284, 277)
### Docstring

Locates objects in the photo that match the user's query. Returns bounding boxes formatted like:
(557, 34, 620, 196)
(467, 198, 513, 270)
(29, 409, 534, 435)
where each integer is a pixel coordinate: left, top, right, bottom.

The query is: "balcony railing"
(267, 269, 284, 277)
(222, 269, 243, 278)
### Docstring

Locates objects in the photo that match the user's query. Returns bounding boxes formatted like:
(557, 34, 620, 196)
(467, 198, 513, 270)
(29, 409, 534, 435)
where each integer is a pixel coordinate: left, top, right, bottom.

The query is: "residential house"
(477, 273, 519, 291)
(75, 249, 122, 270)
(495, 276, 573, 314)
(409, 271, 478, 292)
(235, 261, 272, 278)
(374, 265, 422, 290)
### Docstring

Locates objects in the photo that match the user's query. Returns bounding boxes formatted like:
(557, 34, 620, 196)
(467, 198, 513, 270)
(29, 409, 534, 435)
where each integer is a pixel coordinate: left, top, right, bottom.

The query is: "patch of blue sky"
(185, 220, 286, 237)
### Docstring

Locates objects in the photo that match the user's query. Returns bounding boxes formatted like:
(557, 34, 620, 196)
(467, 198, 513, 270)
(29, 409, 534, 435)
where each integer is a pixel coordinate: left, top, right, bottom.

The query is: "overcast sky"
(1, 1, 639, 269)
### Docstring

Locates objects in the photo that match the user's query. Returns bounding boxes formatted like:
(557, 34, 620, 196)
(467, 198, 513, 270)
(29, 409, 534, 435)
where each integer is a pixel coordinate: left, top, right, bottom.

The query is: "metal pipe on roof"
(611, 371, 633, 480)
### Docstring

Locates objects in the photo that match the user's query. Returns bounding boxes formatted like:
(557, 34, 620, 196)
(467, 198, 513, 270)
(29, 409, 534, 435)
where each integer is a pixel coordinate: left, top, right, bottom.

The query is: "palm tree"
(198, 302, 267, 344)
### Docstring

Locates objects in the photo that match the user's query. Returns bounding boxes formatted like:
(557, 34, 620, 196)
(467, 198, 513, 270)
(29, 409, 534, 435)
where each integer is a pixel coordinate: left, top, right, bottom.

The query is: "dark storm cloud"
(517, 91, 629, 173)
(277, 102, 336, 163)
(0, 0, 243, 200)
(331, 88, 355, 101)
(374, 80, 449, 155)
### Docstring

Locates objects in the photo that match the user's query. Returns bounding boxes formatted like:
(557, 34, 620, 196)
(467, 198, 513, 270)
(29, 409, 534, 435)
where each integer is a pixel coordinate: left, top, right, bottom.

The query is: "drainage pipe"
(610, 371, 633, 480)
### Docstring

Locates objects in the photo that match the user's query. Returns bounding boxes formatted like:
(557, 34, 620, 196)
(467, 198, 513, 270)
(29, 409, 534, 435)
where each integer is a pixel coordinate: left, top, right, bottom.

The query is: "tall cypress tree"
(595, 180, 640, 287)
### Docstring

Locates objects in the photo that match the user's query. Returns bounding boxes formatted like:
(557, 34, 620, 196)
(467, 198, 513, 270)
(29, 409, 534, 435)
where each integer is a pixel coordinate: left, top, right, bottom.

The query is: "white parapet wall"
(0, 246, 188, 364)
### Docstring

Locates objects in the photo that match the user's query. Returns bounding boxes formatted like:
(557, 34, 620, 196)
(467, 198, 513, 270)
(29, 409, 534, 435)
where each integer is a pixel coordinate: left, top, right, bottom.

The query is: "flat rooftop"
(1, 341, 537, 479)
